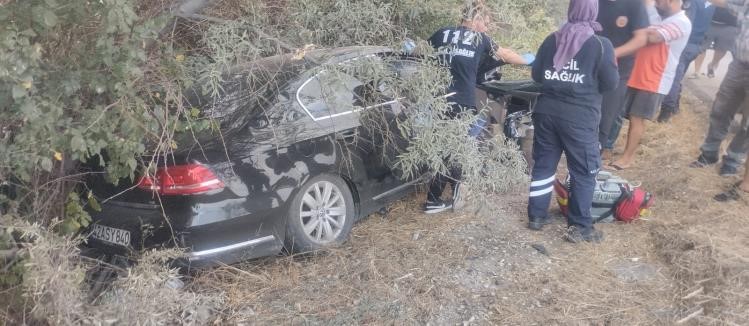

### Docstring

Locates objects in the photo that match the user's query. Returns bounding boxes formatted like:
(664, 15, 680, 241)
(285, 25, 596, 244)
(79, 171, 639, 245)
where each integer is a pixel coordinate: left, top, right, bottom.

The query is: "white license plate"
(90, 224, 131, 247)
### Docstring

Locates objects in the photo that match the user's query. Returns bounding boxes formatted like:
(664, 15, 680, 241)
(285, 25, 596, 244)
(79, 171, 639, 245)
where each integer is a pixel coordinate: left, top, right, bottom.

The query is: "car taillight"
(137, 164, 224, 195)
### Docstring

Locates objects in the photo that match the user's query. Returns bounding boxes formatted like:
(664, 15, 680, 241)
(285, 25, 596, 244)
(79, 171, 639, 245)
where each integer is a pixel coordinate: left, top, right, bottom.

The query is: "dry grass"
(191, 94, 747, 325)
(625, 95, 749, 325)
(2, 219, 223, 325)
(194, 197, 483, 324)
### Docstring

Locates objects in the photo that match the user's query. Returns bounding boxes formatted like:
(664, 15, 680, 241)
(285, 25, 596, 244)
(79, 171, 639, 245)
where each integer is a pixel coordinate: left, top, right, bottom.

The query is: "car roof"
(186, 46, 395, 121)
(303, 46, 394, 64)
(228, 46, 394, 73)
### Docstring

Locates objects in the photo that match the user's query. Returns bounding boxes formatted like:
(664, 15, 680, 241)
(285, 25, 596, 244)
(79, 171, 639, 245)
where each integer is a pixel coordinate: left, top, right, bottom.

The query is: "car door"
(294, 60, 407, 214)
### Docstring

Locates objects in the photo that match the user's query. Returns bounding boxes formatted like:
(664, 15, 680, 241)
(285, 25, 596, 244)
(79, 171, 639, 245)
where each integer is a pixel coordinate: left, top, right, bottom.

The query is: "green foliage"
(0, 0, 565, 323)
(0, 0, 223, 185)
(58, 192, 93, 235)
(288, 0, 399, 47)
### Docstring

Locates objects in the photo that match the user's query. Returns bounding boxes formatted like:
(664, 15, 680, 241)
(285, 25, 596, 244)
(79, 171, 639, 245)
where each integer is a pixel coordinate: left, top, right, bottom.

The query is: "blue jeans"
(662, 43, 702, 114)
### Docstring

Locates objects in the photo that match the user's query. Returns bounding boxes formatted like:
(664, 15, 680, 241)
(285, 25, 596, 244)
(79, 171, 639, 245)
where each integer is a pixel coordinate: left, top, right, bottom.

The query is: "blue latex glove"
(402, 38, 416, 55)
(521, 53, 536, 66)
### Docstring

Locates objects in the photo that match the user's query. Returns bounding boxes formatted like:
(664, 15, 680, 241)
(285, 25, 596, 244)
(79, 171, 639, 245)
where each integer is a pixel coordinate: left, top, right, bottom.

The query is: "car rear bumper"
(84, 197, 286, 267)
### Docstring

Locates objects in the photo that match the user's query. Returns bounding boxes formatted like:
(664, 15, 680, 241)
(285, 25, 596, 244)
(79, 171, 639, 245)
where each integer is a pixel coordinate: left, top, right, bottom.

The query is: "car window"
(372, 58, 423, 111)
(297, 71, 363, 120)
(389, 58, 422, 78)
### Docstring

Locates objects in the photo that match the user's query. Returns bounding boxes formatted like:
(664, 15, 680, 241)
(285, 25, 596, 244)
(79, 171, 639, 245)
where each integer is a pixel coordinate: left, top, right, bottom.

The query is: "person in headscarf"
(527, 0, 619, 243)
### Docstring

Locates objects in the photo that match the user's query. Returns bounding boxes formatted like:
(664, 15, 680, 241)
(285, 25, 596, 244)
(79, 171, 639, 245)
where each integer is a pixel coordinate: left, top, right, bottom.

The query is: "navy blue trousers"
(528, 113, 600, 231)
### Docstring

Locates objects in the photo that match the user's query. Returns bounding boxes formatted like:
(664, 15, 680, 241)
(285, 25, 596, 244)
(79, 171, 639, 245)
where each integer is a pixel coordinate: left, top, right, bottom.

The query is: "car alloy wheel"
(284, 174, 355, 253)
(299, 181, 346, 244)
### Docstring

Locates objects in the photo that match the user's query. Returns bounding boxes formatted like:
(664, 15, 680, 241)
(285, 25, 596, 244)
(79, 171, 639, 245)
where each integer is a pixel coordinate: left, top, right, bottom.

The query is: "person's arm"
(496, 47, 530, 65)
(484, 34, 531, 65)
(646, 20, 689, 45)
(613, 1, 652, 58)
(598, 38, 620, 93)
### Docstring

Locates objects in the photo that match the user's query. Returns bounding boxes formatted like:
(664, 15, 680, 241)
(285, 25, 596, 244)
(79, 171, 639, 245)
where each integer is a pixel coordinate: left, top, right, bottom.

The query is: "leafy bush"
(1, 0, 564, 323)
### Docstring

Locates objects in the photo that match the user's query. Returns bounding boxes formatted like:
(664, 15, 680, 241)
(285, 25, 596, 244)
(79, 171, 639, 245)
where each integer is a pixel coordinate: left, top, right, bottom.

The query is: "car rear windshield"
(176, 55, 308, 146)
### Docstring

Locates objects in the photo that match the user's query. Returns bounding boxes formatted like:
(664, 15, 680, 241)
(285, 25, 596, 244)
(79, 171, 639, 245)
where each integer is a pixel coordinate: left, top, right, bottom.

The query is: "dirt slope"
(194, 94, 747, 325)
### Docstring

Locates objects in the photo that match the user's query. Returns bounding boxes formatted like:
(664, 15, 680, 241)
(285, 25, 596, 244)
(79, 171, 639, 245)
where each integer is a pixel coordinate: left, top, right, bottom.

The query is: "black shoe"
(564, 226, 603, 244)
(657, 110, 674, 123)
(424, 199, 452, 214)
(719, 164, 738, 177)
(714, 182, 746, 202)
(689, 152, 719, 168)
(528, 216, 551, 230)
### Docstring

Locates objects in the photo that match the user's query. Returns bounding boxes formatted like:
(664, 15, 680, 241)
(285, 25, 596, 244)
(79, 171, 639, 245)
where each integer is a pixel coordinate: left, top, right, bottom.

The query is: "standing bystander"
(691, 6, 740, 78)
(691, 0, 749, 177)
(597, 0, 651, 162)
(608, 0, 692, 170)
(715, 103, 749, 201)
(658, 0, 716, 122)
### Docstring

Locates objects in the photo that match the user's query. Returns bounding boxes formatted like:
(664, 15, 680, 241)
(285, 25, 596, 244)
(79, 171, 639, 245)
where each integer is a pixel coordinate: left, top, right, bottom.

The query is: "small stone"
(531, 243, 549, 256)
(164, 277, 184, 290)
(610, 261, 658, 283)
(412, 231, 420, 241)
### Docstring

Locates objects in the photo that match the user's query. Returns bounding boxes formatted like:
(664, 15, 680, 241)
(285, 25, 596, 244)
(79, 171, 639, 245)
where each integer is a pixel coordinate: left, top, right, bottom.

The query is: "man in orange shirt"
(608, 0, 692, 170)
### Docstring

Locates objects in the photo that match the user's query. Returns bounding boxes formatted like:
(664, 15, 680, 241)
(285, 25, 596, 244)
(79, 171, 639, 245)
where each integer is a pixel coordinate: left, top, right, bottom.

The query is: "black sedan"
(84, 46, 428, 268)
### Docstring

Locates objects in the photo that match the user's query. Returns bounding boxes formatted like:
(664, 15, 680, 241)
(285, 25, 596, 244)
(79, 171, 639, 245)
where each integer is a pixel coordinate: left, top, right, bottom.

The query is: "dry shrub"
(6, 218, 224, 325)
(19, 222, 88, 324)
(91, 249, 224, 325)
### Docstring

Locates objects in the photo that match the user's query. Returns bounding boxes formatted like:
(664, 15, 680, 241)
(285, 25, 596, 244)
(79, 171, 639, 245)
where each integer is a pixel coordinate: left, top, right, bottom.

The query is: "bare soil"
(194, 94, 748, 325)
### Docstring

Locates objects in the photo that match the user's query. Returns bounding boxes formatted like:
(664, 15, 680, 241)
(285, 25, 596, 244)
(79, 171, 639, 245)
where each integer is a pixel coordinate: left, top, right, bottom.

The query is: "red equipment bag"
(615, 185, 655, 222)
(553, 179, 570, 217)
(553, 173, 654, 223)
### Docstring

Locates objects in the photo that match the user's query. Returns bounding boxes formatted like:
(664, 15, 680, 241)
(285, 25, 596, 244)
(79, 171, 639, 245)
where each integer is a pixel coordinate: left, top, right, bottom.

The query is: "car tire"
(284, 174, 356, 253)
